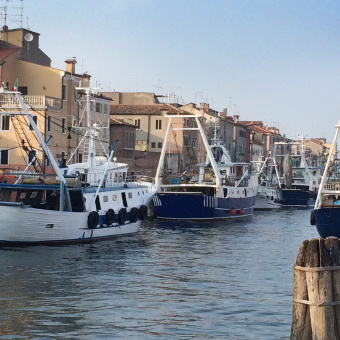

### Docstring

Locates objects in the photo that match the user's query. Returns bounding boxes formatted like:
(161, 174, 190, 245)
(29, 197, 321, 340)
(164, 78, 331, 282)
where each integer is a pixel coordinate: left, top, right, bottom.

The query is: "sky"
(3, 0, 340, 142)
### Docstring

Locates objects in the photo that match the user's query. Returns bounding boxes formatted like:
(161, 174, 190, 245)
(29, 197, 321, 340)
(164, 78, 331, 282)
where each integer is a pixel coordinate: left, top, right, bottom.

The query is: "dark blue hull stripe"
(314, 207, 340, 238)
(153, 193, 255, 220)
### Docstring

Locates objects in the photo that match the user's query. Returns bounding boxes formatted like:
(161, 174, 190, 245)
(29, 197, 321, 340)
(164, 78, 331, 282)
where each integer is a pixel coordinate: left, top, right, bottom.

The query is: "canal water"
(0, 208, 317, 339)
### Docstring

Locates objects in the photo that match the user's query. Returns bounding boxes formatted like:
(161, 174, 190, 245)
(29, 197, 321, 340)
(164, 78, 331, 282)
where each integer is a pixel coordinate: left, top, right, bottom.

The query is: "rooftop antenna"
(11, 0, 23, 27)
(0, 3, 8, 28)
(194, 91, 202, 104)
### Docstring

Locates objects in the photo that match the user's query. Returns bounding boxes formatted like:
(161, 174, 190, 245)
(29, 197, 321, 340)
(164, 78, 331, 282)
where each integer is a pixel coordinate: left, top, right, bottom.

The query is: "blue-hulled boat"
(153, 115, 260, 221)
(273, 141, 317, 207)
(311, 121, 340, 238)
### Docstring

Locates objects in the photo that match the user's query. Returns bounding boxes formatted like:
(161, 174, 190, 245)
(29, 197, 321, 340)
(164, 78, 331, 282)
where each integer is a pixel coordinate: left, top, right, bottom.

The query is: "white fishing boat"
(0, 88, 156, 246)
(253, 157, 282, 210)
(153, 115, 259, 220)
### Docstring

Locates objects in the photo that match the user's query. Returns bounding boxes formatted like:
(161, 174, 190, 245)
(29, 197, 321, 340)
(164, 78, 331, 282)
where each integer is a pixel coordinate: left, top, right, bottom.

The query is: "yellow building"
(0, 27, 111, 175)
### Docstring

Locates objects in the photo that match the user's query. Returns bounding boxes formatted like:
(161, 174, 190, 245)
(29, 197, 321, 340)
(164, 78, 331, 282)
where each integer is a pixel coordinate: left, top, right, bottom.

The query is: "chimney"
(81, 73, 91, 87)
(233, 115, 239, 123)
(223, 108, 227, 117)
(65, 58, 77, 74)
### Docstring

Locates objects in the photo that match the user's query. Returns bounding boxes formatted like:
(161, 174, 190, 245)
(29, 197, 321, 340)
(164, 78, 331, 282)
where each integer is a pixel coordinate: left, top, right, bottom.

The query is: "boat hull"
(254, 195, 281, 210)
(0, 205, 142, 246)
(153, 193, 255, 220)
(313, 207, 340, 239)
(280, 189, 310, 207)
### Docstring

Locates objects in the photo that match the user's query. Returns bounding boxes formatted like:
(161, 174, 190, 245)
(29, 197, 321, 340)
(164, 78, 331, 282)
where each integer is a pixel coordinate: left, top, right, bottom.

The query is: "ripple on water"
(0, 209, 317, 339)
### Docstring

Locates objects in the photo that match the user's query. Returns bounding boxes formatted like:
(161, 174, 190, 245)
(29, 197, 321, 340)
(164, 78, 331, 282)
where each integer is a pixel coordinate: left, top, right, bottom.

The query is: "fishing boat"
(311, 121, 340, 238)
(253, 157, 282, 210)
(273, 141, 313, 207)
(153, 115, 259, 220)
(0, 88, 156, 246)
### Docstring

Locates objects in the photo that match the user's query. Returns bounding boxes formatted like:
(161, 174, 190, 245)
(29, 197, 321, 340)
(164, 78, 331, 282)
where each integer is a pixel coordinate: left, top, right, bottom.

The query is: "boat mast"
(314, 122, 340, 209)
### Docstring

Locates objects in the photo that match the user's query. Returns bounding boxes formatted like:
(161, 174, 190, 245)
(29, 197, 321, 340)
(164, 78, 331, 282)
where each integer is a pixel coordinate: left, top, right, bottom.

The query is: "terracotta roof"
(308, 138, 325, 145)
(252, 126, 271, 134)
(110, 103, 183, 115)
(0, 47, 20, 61)
(239, 120, 263, 127)
(110, 117, 136, 128)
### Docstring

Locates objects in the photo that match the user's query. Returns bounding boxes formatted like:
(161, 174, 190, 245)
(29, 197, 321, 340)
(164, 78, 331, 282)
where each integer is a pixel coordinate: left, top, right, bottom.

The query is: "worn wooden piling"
(291, 237, 340, 340)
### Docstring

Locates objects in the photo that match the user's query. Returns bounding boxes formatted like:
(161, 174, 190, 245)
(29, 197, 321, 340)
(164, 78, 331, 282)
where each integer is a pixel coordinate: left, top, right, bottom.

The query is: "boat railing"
(0, 171, 80, 188)
(80, 175, 155, 190)
(324, 181, 340, 191)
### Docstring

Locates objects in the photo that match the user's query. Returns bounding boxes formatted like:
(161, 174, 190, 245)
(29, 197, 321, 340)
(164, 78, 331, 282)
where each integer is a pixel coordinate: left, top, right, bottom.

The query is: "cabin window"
(1, 115, 10, 130)
(112, 195, 117, 201)
(103, 196, 108, 202)
(128, 192, 132, 199)
(61, 118, 66, 134)
(29, 116, 38, 131)
(96, 103, 102, 113)
(0, 149, 9, 165)
(155, 119, 162, 130)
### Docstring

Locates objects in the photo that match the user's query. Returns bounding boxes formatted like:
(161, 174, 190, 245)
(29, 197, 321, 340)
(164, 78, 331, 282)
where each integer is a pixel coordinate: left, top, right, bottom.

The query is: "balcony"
(0, 94, 47, 110)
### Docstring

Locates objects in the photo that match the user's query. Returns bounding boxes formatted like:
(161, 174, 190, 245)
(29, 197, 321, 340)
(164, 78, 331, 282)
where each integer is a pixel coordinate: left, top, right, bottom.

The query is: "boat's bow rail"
(324, 181, 340, 191)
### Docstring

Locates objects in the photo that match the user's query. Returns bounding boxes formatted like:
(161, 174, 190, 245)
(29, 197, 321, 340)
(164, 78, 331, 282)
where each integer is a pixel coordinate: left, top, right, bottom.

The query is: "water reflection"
(0, 209, 317, 339)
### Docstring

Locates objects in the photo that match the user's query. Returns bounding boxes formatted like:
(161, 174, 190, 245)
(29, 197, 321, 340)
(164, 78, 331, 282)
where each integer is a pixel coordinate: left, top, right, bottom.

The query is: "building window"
(151, 142, 156, 148)
(28, 150, 36, 165)
(0, 149, 9, 165)
(184, 135, 189, 146)
(47, 116, 52, 132)
(18, 86, 27, 95)
(29, 116, 38, 131)
(45, 154, 50, 167)
(1, 115, 10, 130)
(124, 132, 135, 149)
(61, 118, 66, 134)
(135, 119, 141, 129)
(184, 118, 189, 127)
(239, 130, 245, 138)
(155, 119, 162, 130)
(192, 139, 197, 148)
(62, 85, 67, 100)
(103, 105, 108, 114)
(158, 142, 162, 148)
(78, 153, 83, 163)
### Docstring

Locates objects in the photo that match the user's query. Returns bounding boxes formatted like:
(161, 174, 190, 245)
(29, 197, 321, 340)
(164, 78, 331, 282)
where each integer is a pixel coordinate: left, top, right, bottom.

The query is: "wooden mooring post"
(291, 237, 340, 340)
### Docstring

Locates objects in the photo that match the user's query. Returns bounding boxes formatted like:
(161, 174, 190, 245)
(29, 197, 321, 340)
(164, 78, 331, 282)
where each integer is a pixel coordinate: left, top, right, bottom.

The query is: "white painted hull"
(0, 205, 141, 245)
(254, 194, 281, 210)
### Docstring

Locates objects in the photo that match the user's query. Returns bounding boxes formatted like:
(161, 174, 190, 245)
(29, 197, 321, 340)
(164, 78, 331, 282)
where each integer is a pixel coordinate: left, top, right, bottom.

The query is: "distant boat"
(311, 121, 340, 238)
(153, 115, 259, 220)
(252, 157, 282, 210)
(273, 141, 315, 207)
(0, 88, 156, 246)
